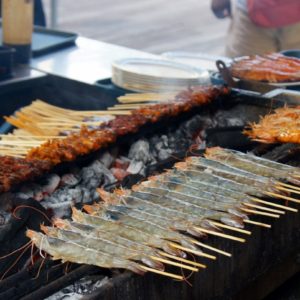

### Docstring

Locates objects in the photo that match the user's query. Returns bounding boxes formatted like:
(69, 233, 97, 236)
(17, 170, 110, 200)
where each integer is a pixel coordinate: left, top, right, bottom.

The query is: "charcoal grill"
(0, 74, 300, 300)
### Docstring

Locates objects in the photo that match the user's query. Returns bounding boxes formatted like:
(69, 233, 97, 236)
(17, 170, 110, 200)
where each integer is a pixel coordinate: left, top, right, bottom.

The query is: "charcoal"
(61, 173, 81, 187)
(19, 185, 35, 199)
(126, 160, 144, 175)
(154, 141, 164, 151)
(158, 148, 172, 161)
(212, 105, 263, 128)
(81, 167, 96, 182)
(161, 135, 169, 148)
(20, 183, 44, 201)
(45, 276, 109, 300)
(111, 168, 129, 181)
(15, 192, 31, 200)
(0, 193, 16, 212)
(41, 174, 61, 195)
(68, 187, 84, 204)
(128, 140, 153, 164)
(0, 210, 11, 226)
(149, 135, 160, 145)
(99, 151, 114, 168)
(261, 143, 300, 163)
(102, 171, 117, 187)
(81, 187, 92, 204)
(92, 190, 100, 201)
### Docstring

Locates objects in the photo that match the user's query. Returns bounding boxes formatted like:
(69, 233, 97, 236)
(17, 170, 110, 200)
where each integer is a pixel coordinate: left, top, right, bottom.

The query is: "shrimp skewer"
(85, 201, 200, 236)
(54, 218, 208, 267)
(183, 157, 278, 187)
(205, 147, 300, 185)
(71, 208, 185, 257)
(42, 225, 164, 270)
(98, 189, 237, 229)
(26, 230, 145, 275)
(208, 148, 300, 174)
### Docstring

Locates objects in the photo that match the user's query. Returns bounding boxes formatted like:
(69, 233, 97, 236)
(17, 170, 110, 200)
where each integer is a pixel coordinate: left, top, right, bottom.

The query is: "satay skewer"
(250, 198, 298, 212)
(243, 219, 271, 228)
(209, 221, 251, 235)
(193, 227, 246, 243)
(190, 239, 232, 257)
(159, 252, 207, 268)
(139, 265, 184, 280)
(169, 243, 217, 260)
(150, 256, 199, 272)
(241, 208, 280, 218)
(276, 182, 300, 192)
(243, 203, 285, 215)
(265, 192, 300, 204)
(276, 186, 300, 196)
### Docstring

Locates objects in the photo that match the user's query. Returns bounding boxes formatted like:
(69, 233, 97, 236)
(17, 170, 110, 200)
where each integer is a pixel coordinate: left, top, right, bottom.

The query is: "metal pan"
(216, 60, 280, 93)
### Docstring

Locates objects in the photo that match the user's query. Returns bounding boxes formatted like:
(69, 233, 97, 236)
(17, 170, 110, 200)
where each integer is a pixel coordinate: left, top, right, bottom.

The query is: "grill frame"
(0, 77, 299, 299)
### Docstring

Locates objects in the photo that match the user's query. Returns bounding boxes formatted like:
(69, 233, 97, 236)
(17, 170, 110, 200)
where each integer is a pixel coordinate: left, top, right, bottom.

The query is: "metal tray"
(0, 25, 77, 57)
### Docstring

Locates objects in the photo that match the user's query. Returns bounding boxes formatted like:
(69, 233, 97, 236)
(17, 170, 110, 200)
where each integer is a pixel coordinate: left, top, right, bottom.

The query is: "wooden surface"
(43, 0, 228, 55)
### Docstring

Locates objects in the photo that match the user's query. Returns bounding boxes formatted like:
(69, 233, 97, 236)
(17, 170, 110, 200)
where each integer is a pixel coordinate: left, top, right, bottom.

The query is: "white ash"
(126, 160, 144, 175)
(0, 210, 12, 226)
(60, 174, 80, 187)
(42, 174, 61, 195)
(212, 105, 260, 128)
(11, 113, 210, 219)
(45, 276, 109, 300)
(128, 140, 154, 164)
(98, 151, 115, 168)
(19, 183, 44, 201)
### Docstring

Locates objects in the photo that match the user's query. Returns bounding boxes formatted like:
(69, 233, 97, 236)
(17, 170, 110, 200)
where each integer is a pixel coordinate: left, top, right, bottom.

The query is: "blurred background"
(43, 0, 229, 54)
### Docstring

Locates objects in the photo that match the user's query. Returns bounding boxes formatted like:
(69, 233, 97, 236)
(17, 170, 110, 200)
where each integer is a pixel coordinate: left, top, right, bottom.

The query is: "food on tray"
(231, 53, 300, 83)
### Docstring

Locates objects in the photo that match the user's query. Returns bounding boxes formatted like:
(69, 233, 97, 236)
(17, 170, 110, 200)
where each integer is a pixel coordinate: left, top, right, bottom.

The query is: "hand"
(211, 0, 231, 19)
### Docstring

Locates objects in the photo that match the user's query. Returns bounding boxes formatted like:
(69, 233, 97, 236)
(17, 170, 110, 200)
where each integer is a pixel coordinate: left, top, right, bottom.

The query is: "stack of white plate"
(112, 58, 210, 93)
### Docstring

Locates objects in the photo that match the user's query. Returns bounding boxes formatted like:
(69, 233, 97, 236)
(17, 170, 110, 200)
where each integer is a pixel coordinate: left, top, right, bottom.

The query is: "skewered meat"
(231, 53, 300, 83)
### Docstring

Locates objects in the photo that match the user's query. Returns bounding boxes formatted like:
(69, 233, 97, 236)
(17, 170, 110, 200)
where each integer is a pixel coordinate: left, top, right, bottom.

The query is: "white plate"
(112, 57, 211, 92)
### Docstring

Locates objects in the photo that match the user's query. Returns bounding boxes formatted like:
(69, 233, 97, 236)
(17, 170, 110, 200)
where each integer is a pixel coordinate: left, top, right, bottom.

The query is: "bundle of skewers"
(244, 106, 300, 144)
(0, 86, 225, 158)
(27, 147, 300, 281)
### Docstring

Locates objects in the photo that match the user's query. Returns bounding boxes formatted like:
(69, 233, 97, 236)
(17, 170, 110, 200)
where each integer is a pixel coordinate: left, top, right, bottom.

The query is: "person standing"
(211, 0, 300, 57)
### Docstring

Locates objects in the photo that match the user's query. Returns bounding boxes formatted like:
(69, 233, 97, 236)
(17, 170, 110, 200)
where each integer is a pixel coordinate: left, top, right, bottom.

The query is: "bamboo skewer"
(277, 182, 300, 192)
(276, 186, 300, 196)
(193, 227, 246, 243)
(241, 208, 280, 218)
(108, 105, 143, 110)
(190, 239, 232, 257)
(209, 221, 251, 235)
(265, 192, 300, 204)
(169, 243, 216, 260)
(251, 197, 298, 212)
(159, 251, 207, 268)
(243, 219, 271, 228)
(243, 203, 285, 215)
(139, 265, 184, 280)
(150, 256, 199, 272)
